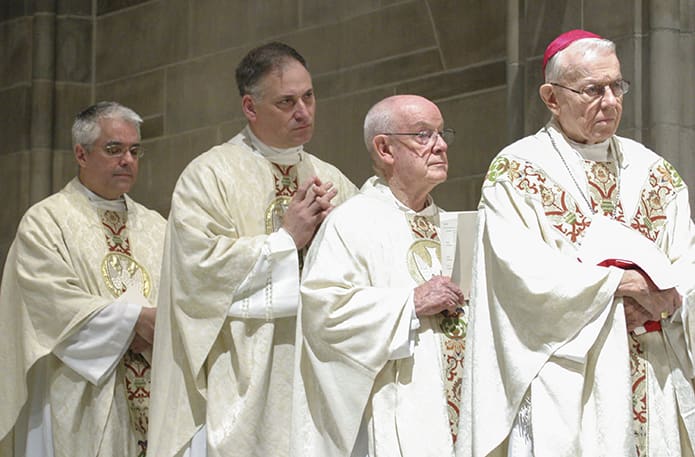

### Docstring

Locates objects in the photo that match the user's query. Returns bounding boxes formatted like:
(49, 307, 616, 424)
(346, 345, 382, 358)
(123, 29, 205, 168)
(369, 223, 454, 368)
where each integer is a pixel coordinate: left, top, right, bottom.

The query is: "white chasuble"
(0, 178, 166, 457)
(458, 122, 695, 457)
(146, 127, 357, 457)
(292, 176, 465, 457)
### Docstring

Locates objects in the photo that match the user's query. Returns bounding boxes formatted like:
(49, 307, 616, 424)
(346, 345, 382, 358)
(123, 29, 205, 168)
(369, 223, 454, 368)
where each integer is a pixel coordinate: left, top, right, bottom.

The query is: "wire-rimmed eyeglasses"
(380, 128, 455, 146)
(550, 79, 630, 99)
(100, 142, 145, 159)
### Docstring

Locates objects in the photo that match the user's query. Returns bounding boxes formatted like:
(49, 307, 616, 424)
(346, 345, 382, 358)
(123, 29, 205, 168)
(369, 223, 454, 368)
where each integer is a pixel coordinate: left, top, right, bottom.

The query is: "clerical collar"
(244, 126, 303, 165)
(549, 119, 612, 162)
(372, 176, 436, 216)
(76, 179, 127, 212)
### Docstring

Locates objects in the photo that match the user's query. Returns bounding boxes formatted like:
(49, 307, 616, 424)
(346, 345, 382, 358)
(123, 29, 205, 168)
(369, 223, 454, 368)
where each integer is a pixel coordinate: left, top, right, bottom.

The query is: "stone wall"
(0, 0, 693, 271)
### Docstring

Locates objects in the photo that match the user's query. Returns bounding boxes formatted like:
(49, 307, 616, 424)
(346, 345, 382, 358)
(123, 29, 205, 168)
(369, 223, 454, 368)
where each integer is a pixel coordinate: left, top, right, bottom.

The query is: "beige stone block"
(289, 1, 436, 75)
(97, 0, 149, 16)
(31, 81, 55, 149)
(0, 86, 31, 154)
(650, 29, 681, 125)
(190, 0, 298, 56)
(524, 0, 582, 58)
(308, 87, 395, 188)
(1, 2, 27, 22)
(32, 13, 56, 80)
(396, 60, 505, 103)
(301, 0, 403, 25)
(313, 49, 443, 100)
(432, 175, 484, 212)
(647, 0, 681, 29)
(612, 36, 636, 131)
(130, 126, 221, 215)
(30, 0, 56, 13)
(56, 16, 91, 83)
(52, 149, 78, 193)
(0, 151, 27, 239)
(429, 0, 506, 69)
(96, 69, 165, 119)
(681, 34, 695, 127)
(679, 129, 695, 208)
(439, 88, 507, 179)
(57, 0, 92, 15)
(141, 115, 164, 141)
(53, 82, 92, 150)
(165, 49, 246, 134)
(96, 0, 188, 82)
(585, 0, 637, 38)
(648, 123, 681, 167)
(523, 56, 549, 135)
(0, 17, 32, 87)
(219, 119, 249, 143)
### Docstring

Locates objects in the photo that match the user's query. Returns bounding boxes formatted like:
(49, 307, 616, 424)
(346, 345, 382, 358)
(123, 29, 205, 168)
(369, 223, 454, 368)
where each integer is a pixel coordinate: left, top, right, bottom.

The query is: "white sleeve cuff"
(54, 299, 142, 385)
(228, 229, 300, 319)
(388, 292, 420, 360)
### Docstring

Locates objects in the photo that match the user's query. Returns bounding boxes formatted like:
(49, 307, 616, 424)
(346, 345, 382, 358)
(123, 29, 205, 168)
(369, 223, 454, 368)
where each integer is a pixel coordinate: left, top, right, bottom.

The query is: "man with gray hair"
(146, 42, 356, 457)
(292, 94, 465, 457)
(459, 30, 695, 456)
(0, 101, 166, 456)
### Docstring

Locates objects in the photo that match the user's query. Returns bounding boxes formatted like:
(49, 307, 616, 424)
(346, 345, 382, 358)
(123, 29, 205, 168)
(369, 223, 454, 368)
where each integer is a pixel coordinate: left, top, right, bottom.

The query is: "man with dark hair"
(459, 30, 695, 456)
(147, 42, 357, 457)
(0, 101, 166, 457)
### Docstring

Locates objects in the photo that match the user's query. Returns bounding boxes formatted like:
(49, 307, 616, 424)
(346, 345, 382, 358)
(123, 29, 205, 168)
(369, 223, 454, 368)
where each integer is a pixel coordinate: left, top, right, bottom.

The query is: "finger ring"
(660, 311, 669, 319)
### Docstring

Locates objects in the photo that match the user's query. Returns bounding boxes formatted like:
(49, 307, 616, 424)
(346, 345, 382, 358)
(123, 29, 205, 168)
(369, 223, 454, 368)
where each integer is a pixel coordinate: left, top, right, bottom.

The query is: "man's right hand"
(413, 275, 465, 316)
(282, 176, 338, 249)
(616, 269, 681, 322)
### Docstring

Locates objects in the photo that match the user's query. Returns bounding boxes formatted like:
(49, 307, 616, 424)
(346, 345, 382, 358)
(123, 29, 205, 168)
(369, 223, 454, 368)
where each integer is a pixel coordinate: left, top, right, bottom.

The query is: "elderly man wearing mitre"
(0, 101, 166, 457)
(458, 30, 695, 457)
(292, 94, 467, 457)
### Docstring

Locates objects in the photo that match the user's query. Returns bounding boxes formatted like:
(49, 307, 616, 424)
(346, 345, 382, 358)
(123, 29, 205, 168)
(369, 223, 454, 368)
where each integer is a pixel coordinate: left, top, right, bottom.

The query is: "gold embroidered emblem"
(265, 196, 292, 234)
(407, 239, 442, 284)
(101, 252, 152, 298)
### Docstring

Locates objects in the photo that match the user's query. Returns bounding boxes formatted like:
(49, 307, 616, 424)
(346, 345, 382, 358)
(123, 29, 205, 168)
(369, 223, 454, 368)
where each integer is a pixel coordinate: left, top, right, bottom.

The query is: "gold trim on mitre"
(265, 195, 292, 234)
(101, 252, 152, 298)
(407, 239, 442, 284)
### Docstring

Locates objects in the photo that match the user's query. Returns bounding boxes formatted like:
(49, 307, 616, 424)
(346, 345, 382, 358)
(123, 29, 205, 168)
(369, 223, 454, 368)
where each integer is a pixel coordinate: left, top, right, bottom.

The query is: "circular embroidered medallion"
(407, 239, 442, 284)
(440, 306, 468, 339)
(101, 252, 152, 298)
(265, 196, 291, 234)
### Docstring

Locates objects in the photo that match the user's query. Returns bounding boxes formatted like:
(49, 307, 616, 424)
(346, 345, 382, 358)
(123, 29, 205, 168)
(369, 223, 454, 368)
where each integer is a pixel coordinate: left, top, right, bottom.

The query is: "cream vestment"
(458, 122, 695, 457)
(147, 127, 357, 457)
(292, 176, 467, 457)
(0, 178, 166, 457)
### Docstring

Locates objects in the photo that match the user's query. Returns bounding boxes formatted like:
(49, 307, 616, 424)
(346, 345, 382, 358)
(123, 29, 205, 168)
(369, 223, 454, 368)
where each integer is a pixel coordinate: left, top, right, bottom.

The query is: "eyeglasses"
(380, 128, 455, 146)
(101, 142, 144, 159)
(550, 80, 630, 99)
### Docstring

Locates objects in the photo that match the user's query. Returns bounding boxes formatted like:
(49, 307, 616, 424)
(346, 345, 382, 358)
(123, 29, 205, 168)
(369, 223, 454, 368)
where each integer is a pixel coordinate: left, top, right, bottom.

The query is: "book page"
(440, 210, 477, 293)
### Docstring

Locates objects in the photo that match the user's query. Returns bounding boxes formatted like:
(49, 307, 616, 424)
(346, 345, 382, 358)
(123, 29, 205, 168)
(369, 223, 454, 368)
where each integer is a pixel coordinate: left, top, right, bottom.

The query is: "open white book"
(439, 210, 478, 293)
(577, 214, 676, 290)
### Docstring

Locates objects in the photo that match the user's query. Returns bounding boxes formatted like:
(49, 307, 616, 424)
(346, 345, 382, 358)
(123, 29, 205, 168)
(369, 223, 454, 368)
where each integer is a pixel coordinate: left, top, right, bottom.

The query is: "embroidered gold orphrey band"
(99, 209, 151, 456)
(406, 214, 467, 445)
(265, 163, 308, 268)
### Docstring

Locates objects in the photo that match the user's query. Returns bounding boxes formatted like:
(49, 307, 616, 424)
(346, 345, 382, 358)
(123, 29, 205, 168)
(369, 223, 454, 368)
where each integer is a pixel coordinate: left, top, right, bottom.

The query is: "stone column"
(507, 0, 524, 143)
(29, 2, 57, 204)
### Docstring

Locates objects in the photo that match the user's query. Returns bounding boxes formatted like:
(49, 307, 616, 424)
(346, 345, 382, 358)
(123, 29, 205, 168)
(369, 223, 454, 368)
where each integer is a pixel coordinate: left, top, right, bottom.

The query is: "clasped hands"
(282, 176, 338, 249)
(414, 275, 466, 317)
(616, 269, 682, 333)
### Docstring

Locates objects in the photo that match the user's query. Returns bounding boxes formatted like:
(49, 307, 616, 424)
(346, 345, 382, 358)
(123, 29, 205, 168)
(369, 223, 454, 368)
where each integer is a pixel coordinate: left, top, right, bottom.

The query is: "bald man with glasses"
(459, 30, 695, 457)
(292, 94, 466, 457)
